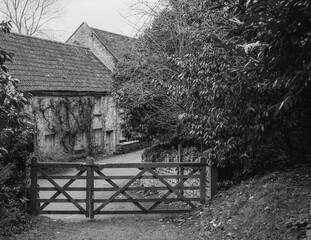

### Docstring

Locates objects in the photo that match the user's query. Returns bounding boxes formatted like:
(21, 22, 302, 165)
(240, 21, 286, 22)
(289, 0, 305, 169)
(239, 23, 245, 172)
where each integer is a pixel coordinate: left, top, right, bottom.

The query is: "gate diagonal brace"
(39, 169, 86, 211)
(39, 169, 87, 215)
(94, 169, 147, 214)
(148, 168, 198, 211)
(95, 170, 147, 213)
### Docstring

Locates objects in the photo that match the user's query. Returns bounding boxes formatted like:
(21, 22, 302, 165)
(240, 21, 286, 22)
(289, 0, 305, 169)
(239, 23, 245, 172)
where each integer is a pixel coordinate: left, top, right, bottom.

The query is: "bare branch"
(0, 0, 61, 36)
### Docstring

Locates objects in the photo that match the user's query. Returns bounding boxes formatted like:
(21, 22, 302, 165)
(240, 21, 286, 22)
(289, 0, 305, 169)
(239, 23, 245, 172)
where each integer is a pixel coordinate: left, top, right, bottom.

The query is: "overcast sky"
(48, 0, 163, 41)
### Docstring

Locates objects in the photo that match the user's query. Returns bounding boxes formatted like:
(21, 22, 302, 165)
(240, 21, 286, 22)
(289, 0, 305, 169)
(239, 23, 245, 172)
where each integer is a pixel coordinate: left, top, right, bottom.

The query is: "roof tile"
(91, 27, 135, 60)
(0, 32, 112, 93)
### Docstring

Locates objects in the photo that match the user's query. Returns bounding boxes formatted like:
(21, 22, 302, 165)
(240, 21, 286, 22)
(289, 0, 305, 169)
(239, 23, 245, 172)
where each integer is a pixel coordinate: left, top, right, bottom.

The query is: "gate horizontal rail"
(33, 162, 204, 168)
(37, 175, 200, 179)
(29, 156, 218, 218)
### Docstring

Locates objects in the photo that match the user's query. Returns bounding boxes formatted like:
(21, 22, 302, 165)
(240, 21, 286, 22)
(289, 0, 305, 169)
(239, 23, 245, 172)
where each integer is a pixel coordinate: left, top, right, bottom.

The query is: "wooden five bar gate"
(29, 157, 217, 219)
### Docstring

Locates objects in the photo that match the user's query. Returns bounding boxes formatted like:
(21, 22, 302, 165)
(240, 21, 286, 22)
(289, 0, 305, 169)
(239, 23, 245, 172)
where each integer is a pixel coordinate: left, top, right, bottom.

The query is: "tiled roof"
(0, 32, 112, 93)
(91, 27, 135, 60)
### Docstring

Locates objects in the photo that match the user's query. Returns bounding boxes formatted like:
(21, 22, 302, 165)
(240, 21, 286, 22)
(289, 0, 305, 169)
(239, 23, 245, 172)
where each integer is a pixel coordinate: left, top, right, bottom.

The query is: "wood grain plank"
(38, 170, 86, 212)
(95, 170, 147, 213)
(148, 169, 198, 211)
(148, 169, 197, 209)
(38, 169, 86, 215)
(94, 169, 147, 214)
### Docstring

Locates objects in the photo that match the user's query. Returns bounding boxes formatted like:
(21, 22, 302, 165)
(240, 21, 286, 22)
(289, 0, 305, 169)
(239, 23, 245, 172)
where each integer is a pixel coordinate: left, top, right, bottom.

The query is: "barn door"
(105, 130, 113, 153)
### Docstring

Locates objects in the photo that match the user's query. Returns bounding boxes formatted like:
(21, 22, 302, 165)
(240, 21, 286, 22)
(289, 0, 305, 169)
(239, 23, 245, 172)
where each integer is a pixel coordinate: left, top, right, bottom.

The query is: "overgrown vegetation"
(113, 36, 185, 143)
(0, 21, 33, 236)
(114, 0, 311, 180)
(0, 186, 32, 236)
(167, 163, 311, 240)
(142, 145, 202, 163)
(37, 97, 95, 155)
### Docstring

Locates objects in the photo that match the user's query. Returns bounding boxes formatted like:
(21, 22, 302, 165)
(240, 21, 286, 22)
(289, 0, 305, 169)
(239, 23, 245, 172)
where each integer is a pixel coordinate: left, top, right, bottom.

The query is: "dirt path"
(11, 150, 200, 240)
(15, 214, 199, 240)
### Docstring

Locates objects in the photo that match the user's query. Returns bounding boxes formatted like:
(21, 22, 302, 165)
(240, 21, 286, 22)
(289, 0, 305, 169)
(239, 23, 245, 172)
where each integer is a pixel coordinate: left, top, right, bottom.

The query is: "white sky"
(47, 0, 164, 41)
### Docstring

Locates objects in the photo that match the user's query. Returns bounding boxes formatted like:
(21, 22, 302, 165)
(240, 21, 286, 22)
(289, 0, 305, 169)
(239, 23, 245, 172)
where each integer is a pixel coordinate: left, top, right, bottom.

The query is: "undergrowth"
(170, 163, 311, 240)
(0, 185, 32, 237)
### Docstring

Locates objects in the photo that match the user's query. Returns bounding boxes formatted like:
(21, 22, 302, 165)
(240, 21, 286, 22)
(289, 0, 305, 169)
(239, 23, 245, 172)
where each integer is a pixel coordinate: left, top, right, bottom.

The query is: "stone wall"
(135, 150, 218, 200)
(139, 165, 208, 198)
(115, 140, 149, 154)
(30, 94, 121, 159)
(67, 23, 117, 71)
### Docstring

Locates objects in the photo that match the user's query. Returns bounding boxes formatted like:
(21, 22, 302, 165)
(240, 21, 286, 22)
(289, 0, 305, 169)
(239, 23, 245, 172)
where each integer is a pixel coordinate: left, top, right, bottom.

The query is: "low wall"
(115, 141, 149, 154)
(137, 153, 218, 200)
(144, 166, 207, 198)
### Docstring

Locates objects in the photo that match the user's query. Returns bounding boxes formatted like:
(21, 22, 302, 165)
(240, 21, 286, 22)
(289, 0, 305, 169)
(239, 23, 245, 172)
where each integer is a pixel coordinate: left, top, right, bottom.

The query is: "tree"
(141, 1, 191, 57)
(113, 1, 195, 144)
(169, 1, 256, 169)
(117, 0, 311, 178)
(0, 0, 61, 36)
(168, 0, 311, 178)
(0, 22, 33, 236)
(226, 0, 311, 163)
(0, 21, 31, 183)
(113, 40, 184, 143)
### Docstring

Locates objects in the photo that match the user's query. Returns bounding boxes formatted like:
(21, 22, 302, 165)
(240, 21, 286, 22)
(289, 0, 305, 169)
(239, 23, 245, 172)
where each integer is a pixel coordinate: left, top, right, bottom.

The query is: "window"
(75, 132, 86, 149)
(94, 96, 101, 115)
(92, 116, 103, 129)
(45, 134, 56, 151)
(94, 129, 102, 146)
(106, 130, 114, 153)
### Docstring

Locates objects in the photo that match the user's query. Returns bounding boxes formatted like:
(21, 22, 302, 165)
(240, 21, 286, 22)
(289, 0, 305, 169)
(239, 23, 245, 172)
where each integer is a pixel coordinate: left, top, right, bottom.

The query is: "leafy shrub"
(0, 22, 33, 236)
(142, 143, 203, 163)
(167, 0, 311, 179)
(115, 0, 311, 181)
(0, 185, 31, 236)
(0, 127, 33, 183)
(142, 144, 176, 162)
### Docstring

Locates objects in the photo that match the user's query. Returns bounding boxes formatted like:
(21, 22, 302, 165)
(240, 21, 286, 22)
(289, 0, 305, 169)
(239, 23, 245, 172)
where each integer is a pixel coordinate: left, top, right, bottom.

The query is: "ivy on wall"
(36, 97, 95, 155)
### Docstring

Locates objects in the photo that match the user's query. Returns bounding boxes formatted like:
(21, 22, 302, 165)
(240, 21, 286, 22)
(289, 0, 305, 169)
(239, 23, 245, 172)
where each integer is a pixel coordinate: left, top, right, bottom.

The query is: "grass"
(169, 163, 311, 239)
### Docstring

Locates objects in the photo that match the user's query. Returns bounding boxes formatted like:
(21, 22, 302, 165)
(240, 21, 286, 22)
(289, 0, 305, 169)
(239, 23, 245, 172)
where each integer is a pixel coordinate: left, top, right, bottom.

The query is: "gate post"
(178, 143, 184, 195)
(86, 157, 95, 219)
(199, 157, 207, 204)
(29, 156, 39, 215)
(207, 159, 218, 200)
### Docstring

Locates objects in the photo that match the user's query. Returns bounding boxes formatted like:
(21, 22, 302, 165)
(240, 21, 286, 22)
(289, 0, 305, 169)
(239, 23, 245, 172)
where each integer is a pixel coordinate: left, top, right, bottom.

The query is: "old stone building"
(67, 22, 136, 148)
(0, 32, 121, 158)
(66, 22, 134, 71)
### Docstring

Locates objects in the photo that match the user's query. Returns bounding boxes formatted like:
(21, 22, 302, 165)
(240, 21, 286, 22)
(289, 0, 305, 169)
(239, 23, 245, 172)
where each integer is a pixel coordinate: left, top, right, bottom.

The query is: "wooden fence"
(29, 156, 217, 219)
